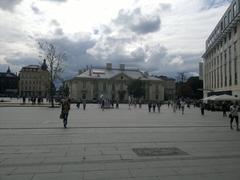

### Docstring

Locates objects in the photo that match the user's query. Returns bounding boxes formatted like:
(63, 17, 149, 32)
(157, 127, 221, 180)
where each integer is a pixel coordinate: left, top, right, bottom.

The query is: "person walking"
(200, 102, 205, 115)
(222, 102, 227, 117)
(101, 98, 105, 111)
(229, 103, 239, 131)
(61, 98, 71, 128)
(173, 101, 177, 113)
(157, 101, 161, 113)
(128, 96, 132, 110)
(152, 101, 156, 113)
(82, 99, 86, 110)
(148, 101, 152, 112)
(116, 98, 119, 109)
(180, 101, 185, 115)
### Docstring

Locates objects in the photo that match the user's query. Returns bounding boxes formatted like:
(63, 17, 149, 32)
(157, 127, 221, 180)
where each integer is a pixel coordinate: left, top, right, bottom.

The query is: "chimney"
(89, 68, 92, 76)
(78, 69, 83, 75)
(106, 63, 112, 70)
(120, 64, 125, 71)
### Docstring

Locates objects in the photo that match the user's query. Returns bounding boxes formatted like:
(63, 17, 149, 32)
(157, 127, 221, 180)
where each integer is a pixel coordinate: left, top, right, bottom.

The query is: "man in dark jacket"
(61, 98, 71, 128)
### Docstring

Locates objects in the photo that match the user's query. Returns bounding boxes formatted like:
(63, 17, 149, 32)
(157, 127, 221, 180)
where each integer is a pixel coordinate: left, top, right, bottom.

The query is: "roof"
(75, 68, 162, 81)
(0, 72, 18, 78)
(22, 65, 40, 69)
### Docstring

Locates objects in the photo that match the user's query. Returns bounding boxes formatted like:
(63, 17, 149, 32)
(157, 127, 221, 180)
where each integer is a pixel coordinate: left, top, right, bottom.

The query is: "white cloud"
(0, 0, 232, 77)
(169, 56, 184, 66)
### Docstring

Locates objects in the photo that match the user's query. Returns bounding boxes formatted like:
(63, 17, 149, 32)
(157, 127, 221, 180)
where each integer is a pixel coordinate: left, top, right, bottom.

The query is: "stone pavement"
(0, 104, 240, 180)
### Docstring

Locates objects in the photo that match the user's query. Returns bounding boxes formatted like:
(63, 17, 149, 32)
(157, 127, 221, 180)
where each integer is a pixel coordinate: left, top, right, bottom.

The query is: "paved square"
(0, 104, 240, 180)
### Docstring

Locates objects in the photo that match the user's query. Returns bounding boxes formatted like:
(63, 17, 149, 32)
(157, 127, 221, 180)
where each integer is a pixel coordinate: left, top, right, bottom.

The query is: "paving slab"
(0, 104, 240, 180)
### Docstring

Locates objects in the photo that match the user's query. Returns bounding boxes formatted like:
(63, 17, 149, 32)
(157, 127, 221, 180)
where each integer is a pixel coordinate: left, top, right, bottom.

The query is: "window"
(82, 94, 86, 99)
(228, 10, 231, 23)
(83, 81, 86, 88)
(234, 41, 237, 57)
(233, 3, 237, 17)
(103, 82, 106, 91)
(224, 51, 227, 86)
(224, 16, 228, 27)
(229, 46, 232, 86)
(229, 46, 232, 60)
(234, 26, 237, 34)
(234, 58, 238, 85)
(112, 83, 115, 91)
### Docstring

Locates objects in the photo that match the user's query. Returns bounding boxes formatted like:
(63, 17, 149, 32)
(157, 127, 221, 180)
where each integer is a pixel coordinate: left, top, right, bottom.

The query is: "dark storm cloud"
(38, 36, 99, 77)
(5, 56, 40, 67)
(0, 64, 10, 72)
(0, 0, 22, 11)
(114, 8, 161, 34)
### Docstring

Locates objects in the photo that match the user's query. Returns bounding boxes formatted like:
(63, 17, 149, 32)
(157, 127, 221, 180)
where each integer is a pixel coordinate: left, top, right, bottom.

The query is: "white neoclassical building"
(202, 0, 240, 97)
(65, 63, 175, 102)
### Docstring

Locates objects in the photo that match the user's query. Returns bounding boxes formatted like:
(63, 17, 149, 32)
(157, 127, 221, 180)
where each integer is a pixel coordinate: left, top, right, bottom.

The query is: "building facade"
(202, 0, 240, 97)
(65, 63, 174, 102)
(0, 67, 19, 96)
(157, 76, 176, 100)
(19, 60, 50, 97)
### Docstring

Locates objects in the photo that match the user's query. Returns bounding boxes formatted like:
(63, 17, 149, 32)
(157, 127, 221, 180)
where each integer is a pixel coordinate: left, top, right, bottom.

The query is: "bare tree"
(176, 72, 187, 98)
(176, 72, 186, 83)
(38, 41, 66, 107)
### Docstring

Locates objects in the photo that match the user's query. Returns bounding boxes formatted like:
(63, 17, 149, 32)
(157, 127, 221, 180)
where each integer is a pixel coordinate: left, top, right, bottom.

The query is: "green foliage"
(127, 80, 145, 98)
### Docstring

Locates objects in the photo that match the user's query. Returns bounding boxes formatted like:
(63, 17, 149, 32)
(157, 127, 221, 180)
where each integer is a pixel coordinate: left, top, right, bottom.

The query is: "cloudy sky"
(0, 0, 232, 78)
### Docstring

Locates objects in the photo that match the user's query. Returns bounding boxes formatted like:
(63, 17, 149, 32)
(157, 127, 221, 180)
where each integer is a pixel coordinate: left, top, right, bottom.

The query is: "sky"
(0, 0, 232, 79)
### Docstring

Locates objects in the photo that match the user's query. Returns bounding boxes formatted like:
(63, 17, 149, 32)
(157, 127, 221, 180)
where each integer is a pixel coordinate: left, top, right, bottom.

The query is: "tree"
(176, 72, 187, 98)
(127, 80, 145, 99)
(38, 41, 66, 107)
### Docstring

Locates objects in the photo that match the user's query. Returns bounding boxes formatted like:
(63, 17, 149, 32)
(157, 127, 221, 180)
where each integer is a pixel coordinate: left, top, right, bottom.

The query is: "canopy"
(211, 94, 240, 101)
(202, 95, 217, 101)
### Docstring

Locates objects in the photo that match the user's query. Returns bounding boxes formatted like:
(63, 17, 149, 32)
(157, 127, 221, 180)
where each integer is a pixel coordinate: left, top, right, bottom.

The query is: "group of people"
(76, 99, 86, 110)
(59, 97, 239, 131)
(22, 96, 44, 104)
(147, 101, 162, 113)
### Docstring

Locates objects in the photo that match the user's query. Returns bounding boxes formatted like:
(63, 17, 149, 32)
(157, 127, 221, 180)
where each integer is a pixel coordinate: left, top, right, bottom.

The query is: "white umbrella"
(202, 95, 217, 101)
(211, 94, 240, 101)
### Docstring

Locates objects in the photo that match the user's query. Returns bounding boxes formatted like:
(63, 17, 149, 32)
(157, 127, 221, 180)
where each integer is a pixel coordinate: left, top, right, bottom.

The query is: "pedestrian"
(157, 101, 161, 113)
(76, 102, 80, 109)
(82, 99, 86, 110)
(152, 101, 156, 113)
(173, 101, 177, 113)
(116, 98, 119, 109)
(61, 98, 71, 128)
(222, 102, 227, 117)
(22, 96, 26, 104)
(139, 98, 142, 108)
(229, 103, 239, 131)
(101, 99, 105, 111)
(128, 96, 132, 110)
(148, 101, 152, 112)
(180, 101, 185, 115)
(200, 102, 205, 115)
